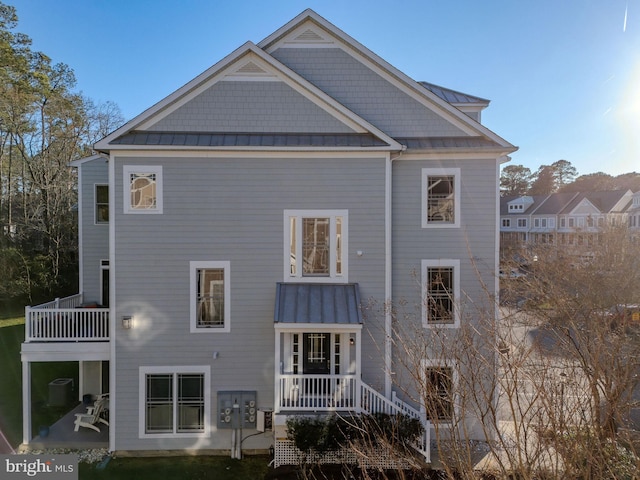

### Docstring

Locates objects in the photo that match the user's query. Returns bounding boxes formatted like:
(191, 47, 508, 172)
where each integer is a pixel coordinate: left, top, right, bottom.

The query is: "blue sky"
(9, 0, 640, 176)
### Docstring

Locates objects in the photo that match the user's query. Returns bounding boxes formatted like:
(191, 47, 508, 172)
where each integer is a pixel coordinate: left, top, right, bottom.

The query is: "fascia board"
(259, 10, 515, 149)
(101, 144, 398, 153)
(68, 154, 107, 167)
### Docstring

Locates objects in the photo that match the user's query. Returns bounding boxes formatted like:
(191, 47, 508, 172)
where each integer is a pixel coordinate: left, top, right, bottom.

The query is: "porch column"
(22, 360, 31, 445)
(355, 329, 362, 412)
(274, 330, 281, 413)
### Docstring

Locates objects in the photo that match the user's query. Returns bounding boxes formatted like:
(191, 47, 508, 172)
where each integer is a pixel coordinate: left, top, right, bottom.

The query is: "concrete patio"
(22, 403, 108, 450)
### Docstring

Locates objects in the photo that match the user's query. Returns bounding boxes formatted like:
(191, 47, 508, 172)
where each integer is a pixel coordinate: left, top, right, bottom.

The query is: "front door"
(302, 333, 330, 374)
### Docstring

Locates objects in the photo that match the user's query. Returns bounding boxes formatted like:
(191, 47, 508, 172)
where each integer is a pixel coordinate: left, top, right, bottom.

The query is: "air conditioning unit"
(256, 409, 273, 432)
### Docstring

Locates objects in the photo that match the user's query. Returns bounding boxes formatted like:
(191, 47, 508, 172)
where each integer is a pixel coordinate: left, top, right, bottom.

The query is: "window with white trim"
(517, 218, 527, 228)
(139, 366, 210, 438)
(422, 168, 460, 228)
(421, 361, 455, 421)
(422, 259, 460, 327)
(502, 219, 511, 228)
(123, 165, 163, 214)
(285, 210, 347, 283)
(190, 261, 230, 333)
(95, 185, 109, 224)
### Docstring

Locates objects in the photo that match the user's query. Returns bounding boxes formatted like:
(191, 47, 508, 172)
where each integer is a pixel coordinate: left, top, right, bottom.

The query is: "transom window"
(285, 210, 348, 283)
(139, 366, 210, 438)
(422, 168, 460, 228)
(190, 261, 230, 333)
(422, 259, 460, 327)
(95, 185, 109, 224)
(123, 165, 163, 214)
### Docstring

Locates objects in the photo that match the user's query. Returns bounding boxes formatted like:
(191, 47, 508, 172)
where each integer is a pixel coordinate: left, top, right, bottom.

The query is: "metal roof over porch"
(274, 283, 362, 325)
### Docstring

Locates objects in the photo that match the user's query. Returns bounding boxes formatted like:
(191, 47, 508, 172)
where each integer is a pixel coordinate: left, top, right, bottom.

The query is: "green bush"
(286, 413, 424, 455)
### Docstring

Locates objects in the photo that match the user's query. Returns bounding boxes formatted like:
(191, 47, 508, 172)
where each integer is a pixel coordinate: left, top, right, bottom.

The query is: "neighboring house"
(21, 9, 515, 462)
(500, 190, 633, 257)
(629, 190, 640, 237)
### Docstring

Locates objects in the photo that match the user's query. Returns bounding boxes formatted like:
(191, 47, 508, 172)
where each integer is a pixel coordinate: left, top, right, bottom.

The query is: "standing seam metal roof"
(274, 283, 362, 324)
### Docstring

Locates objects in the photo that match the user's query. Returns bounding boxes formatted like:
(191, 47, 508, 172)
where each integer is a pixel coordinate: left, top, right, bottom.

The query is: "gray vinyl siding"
(79, 158, 109, 303)
(271, 48, 466, 138)
(112, 154, 388, 450)
(392, 158, 498, 314)
(391, 158, 498, 435)
(150, 81, 355, 134)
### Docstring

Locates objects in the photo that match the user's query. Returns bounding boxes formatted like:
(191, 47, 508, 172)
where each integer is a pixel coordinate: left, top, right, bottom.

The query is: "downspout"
(385, 146, 406, 398)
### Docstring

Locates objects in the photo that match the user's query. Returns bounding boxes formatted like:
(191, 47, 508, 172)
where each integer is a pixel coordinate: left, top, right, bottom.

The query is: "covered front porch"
(274, 283, 363, 414)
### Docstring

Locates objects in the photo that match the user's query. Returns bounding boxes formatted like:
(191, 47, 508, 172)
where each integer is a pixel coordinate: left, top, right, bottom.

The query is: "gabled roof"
(96, 41, 401, 152)
(258, 9, 515, 154)
(500, 195, 548, 215)
(68, 154, 108, 167)
(533, 192, 580, 215)
(95, 9, 516, 157)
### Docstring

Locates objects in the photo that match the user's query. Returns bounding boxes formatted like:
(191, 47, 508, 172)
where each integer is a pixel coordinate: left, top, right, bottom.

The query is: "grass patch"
(0, 306, 79, 446)
(78, 456, 272, 480)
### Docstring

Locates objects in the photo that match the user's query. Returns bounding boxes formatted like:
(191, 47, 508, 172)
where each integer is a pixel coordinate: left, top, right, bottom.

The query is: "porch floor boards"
(25, 403, 108, 450)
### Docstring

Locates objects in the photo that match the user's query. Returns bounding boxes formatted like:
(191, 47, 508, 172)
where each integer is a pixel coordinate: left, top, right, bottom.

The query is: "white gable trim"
(568, 198, 600, 215)
(96, 42, 401, 152)
(259, 10, 515, 150)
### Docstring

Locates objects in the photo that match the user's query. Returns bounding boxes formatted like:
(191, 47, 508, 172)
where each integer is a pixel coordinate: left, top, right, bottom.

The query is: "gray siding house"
(21, 9, 515, 462)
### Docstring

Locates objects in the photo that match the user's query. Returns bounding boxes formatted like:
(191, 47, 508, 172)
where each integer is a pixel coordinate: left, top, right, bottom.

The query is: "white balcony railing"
(25, 294, 109, 342)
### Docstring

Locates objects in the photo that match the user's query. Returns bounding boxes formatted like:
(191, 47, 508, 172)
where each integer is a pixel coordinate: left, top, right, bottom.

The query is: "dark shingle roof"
(274, 283, 362, 325)
(533, 192, 580, 215)
(110, 131, 390, 148)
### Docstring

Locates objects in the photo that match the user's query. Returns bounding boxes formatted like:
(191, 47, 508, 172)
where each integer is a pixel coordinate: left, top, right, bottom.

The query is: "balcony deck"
(25, 294, 109, 343)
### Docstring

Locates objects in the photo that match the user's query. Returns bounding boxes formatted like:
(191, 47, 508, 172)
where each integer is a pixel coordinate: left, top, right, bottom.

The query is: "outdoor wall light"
(122, 316, 132, 329)
(349, 337, 355, 346)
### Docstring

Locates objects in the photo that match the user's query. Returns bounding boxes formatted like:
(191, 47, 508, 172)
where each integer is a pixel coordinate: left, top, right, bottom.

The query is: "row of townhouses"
(20, 10, 516, 463)
(500, 190, 640, 253)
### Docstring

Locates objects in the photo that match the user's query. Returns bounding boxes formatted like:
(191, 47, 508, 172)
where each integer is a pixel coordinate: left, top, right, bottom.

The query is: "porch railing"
(361, 383, 431, 463)
(25, 294, 109, 342)
(277, 374, 357, 411)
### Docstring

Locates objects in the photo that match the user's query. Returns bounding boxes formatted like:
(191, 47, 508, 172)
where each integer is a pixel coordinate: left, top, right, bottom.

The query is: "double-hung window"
(95, 185, 109, 224)
(422, 259, 460, 327)
(139, 366, 210, 438)
(422, 362, 455, 421)
(123, 165, 163, 214)
(190, 261, 230, 333)
(285, 210, 348, 283)
(422, 168, 460, 228)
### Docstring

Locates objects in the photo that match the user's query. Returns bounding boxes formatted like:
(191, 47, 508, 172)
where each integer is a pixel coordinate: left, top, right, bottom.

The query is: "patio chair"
(74, 397, 109, 432)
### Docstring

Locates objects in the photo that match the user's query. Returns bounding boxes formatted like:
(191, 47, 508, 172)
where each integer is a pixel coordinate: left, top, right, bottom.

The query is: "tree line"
(501, 159, 640, 197)
(0, 2, 123, 305)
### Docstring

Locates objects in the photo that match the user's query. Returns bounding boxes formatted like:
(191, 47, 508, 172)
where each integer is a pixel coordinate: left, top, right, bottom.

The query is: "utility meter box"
(217, 391, 257, 429)
(257, 409, 273, 432)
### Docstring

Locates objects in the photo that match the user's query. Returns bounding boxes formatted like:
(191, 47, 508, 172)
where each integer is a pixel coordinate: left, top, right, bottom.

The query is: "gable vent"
(236, 61, 268, 75)
(294, 29, 326, 42)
